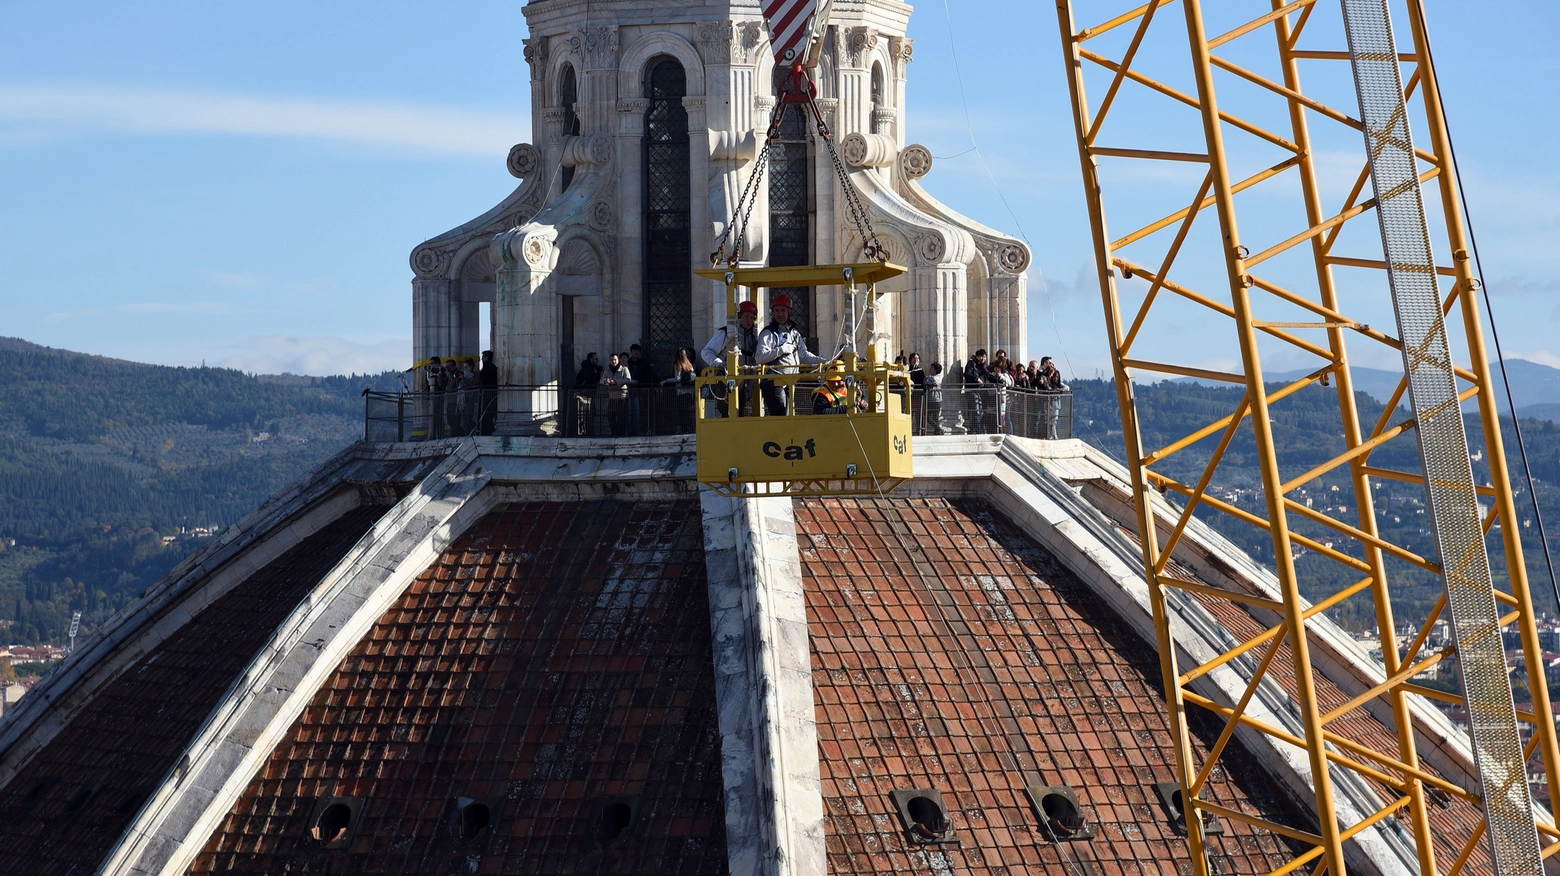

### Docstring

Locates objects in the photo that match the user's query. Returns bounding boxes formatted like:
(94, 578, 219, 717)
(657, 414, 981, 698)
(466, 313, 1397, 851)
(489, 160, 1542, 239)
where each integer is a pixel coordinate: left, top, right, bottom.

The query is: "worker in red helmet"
(756, 293, 828, 416)
(700, 299, 762, 417)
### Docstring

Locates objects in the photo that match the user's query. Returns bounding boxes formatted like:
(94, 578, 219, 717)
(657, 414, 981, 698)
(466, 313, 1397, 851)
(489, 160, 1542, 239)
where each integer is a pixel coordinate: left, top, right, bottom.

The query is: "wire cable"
(1419, 20, 1560, 616)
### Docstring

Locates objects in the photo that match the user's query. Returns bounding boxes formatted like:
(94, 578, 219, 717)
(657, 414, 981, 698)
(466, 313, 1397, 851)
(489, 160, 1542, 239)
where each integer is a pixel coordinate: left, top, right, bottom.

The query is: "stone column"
(617, 98, 649, 349)
(911, 264, 967, 371)
(813, 98, 841, 351)
(684, 95, 712, 340)
(412, 277, 461, 388)
(700, 490, 826, 876)
(492, 228, 558, 432)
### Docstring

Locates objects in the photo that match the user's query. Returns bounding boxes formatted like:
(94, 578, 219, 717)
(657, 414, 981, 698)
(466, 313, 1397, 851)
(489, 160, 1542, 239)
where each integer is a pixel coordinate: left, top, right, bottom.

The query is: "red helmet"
(771, 294, 793, 309)
(737, 300, 758, 315)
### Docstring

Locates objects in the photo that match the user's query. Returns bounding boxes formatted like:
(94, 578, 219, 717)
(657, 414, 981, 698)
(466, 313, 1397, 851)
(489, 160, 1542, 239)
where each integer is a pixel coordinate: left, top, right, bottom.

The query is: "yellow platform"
(695, 261, 912, 497)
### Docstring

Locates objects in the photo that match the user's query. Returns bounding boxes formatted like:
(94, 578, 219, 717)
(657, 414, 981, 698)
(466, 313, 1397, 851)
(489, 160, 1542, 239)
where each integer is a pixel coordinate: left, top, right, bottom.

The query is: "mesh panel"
(1341, 2, 1540, 870)
(643, 60, 693, 367)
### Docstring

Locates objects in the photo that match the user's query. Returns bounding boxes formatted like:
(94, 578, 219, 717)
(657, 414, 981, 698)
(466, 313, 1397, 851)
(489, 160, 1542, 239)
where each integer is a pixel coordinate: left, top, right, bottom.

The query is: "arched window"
(559, 64, 582, 191)
(768, 67, 814, 347)
(642, 58, 692, 366)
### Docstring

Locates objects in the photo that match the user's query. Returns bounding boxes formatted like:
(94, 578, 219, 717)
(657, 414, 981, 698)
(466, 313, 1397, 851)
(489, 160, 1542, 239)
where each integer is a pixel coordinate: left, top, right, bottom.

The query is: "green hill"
(0, 338, 398, 645)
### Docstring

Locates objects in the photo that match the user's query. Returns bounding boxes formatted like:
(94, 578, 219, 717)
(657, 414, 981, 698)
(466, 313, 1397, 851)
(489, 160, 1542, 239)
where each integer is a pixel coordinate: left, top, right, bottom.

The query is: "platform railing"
(363, 385, 1071, 442)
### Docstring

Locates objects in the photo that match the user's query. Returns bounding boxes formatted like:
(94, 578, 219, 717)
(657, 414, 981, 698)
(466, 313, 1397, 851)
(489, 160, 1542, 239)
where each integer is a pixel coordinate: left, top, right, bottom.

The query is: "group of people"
(424, 351, 498, 437)
(572, 344, 699, 435)
(452, 296, 1069, 439)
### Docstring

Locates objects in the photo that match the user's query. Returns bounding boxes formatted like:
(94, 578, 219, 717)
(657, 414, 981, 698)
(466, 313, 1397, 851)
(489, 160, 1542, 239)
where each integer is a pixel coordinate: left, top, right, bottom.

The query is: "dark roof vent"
(889, 788, 958, 845)
(1152, 781, 1223, 837)
(449, 795, 502, 847)
(1027, 784, 1094, 842)
(306, 796, 364, 849)
(593, 796, 641, 849)
(18, 776, 58, 809)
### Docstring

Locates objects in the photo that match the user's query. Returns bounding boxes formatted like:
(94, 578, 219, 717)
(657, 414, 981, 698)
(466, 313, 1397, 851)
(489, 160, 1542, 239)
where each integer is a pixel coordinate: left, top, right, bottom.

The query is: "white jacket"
(756, 322, 827, 372)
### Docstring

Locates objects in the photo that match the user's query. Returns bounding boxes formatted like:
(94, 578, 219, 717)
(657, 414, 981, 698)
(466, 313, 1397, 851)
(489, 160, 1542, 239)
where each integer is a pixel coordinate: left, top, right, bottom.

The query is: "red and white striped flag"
(761, 0, 818, 65)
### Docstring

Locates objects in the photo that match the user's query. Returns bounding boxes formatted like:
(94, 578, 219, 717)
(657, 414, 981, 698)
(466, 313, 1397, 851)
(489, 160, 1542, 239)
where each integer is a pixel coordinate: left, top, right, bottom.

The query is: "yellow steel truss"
(1053, 2, 1558, 874)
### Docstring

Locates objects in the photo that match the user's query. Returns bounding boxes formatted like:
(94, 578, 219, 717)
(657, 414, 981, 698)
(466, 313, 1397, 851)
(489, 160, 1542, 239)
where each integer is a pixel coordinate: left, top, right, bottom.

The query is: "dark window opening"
(450, 797, 493, 844)
(769, 67, 815, 350)
(871, 62, 885, 130)
(306, 797, 363, 849)
(20, 776, 57, 808)
(889, 788, 957, 845)
(593, 795, 641, 848)
(312, 804, 351, 845)
(1151, 781, 1222, 837)
(1027, 784, 1095, 842)
(642, 58, 693, 369)
(559, 65, 581, 192)
(62, 783, 101, 820)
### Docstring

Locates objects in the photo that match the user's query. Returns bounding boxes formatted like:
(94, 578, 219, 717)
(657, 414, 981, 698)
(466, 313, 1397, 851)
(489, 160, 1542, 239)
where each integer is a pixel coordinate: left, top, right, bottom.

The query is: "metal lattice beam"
(1053, 1, 1560, 874)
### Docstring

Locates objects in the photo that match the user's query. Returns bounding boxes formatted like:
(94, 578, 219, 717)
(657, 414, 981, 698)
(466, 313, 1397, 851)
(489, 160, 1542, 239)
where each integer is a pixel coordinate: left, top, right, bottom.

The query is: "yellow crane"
(1054, 1, 1555, 873)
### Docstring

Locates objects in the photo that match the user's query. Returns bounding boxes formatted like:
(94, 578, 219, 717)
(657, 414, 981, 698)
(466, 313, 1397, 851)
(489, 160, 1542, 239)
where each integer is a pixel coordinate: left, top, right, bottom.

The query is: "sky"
(0, 1, 1554, 379)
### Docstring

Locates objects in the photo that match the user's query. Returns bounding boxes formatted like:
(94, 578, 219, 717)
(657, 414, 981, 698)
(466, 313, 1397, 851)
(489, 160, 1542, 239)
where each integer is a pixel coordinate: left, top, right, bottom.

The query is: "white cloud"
(1509, 350, 1560, 369)
(208, 335, 410, 376)
(0, 84, 529, 157)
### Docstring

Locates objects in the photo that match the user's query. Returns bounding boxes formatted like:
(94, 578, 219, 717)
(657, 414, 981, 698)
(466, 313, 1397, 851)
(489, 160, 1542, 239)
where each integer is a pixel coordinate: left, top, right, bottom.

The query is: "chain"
(712, 77, 889, 266)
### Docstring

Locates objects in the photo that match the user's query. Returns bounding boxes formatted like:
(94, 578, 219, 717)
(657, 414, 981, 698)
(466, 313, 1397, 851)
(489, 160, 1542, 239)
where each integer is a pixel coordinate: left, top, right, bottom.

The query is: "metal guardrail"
(363, 385, 1071, 443)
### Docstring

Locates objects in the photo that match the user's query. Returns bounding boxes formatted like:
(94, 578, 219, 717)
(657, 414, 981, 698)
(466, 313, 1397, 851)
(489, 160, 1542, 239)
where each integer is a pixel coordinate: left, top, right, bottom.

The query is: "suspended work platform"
(694, 262, 913, 497)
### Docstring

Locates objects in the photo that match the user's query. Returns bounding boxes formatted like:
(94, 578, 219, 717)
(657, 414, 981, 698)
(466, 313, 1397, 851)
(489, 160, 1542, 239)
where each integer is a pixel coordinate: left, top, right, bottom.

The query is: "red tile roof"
(189, 500, 727, 875)
(796, 496, 1312, 874)
(0, 502, 387, 876)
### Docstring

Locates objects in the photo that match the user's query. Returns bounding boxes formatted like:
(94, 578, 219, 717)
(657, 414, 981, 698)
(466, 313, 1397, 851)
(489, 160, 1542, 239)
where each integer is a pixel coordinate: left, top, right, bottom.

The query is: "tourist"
(1037, 356, 1069, 439)
(576, 352, 603, 386)
(756, 294, 827, 416)
(962, 349, 994, 434)
(425, 357, 446, 439)
(924, 362, 945, 435)
(661, 348, 697, 433)
(700, 301, 761, 417)
(627, 343, 655, 435)
(457, 360, 478, 436)
(601, 353, 632, 435)
(908, 352, 925, 387)
(479, 350, 498, 436)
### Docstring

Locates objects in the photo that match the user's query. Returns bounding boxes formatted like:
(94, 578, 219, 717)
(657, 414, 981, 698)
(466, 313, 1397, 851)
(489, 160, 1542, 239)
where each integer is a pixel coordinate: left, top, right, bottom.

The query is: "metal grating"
(643, 59, 693, 366)
(1341, 1, 1541, 871)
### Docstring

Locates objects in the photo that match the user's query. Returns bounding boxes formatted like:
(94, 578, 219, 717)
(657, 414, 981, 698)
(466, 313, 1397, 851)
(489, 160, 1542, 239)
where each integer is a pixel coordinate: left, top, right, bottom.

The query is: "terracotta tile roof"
(796, 496, 1312, 874)
(189, 500, 727, 875)
(1122, 525, 1493, 873)
(0, 502, 387, 876)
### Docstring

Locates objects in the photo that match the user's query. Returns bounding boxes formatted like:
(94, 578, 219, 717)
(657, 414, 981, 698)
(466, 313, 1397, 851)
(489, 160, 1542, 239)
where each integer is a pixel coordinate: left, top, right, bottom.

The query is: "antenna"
(67, 611, 81, 655)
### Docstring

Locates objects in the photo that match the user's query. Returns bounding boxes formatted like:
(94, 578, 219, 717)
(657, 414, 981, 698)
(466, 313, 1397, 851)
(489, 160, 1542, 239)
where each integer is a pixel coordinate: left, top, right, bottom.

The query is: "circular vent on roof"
(311, 803, 352, 846)
(1040, 791, 1085, 838)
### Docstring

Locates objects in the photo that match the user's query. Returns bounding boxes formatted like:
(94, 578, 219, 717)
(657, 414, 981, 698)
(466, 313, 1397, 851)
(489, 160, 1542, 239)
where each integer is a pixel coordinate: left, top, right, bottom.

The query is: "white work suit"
(700, 321, 760, 417)
(755, 321, 827, 415)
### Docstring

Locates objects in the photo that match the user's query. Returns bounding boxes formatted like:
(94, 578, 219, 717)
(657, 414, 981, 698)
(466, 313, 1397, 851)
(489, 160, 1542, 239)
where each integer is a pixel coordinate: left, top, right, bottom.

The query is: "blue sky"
(0, 1, 1554, 379)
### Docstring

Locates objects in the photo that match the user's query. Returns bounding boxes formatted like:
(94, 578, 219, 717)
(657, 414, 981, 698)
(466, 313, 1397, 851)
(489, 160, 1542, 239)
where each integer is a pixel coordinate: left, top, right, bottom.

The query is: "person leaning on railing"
(661, 348, 697, 433)
(1037, 356, 1069, 440)
(700, 301, 761, 417)
(756, 294, 827, 416)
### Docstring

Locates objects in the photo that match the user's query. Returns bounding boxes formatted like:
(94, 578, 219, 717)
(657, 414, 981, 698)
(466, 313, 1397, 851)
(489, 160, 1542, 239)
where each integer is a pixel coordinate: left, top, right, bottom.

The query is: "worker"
(700, 300, 761, 417)
(756, 294, 828, 416)
(812, 362, 865, 414)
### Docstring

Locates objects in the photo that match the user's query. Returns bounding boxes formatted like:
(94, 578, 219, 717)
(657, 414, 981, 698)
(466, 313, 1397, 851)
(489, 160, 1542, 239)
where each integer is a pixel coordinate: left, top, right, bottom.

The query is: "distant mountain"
(1176, 358, 1560, 420)
(0, 337, 400, 645)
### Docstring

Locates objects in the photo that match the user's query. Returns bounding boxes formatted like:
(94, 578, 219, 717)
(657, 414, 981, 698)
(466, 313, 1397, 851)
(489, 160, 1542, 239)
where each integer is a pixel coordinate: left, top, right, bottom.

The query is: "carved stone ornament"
(579, 25, 620, 70)
(915, 233, 946, 264)
(588, 200, 614, 232)
(842, 132, 896, 168)
(697, 20, 765, 65)
(590, 134, 612, 165)
(412, 244, 454, 278)
(523, 36, 549, 81)
(523, 236, 551, 268)
(889, 36, 914, 73)
(507, 142, 541, 179)
(997, 243, 1030, 274)
(845, 26, 878, 67)
(542, 107, 570, 137)
(899, 144, 933, 180)
(617, 97, 651, 116)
